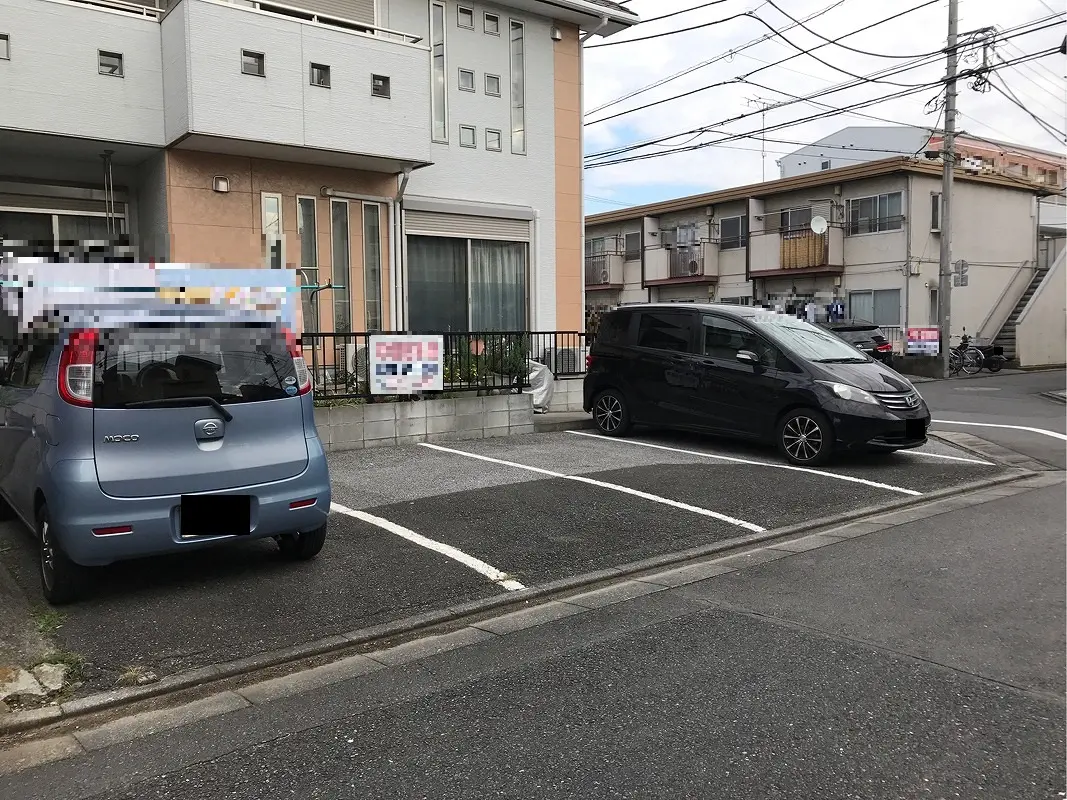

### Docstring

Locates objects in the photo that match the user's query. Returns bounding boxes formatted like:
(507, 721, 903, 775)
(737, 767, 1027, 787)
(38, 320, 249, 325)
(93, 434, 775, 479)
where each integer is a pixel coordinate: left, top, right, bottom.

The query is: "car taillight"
(875, 343, 893, 352)
(586, 354, 594, 369)
(281, 326, 312, 396)
(58, 329, 98, 407)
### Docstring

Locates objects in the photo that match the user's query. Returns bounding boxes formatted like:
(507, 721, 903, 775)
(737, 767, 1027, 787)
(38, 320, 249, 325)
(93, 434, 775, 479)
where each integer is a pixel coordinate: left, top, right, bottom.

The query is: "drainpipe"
(394, 168, 412, 330)
(577, 22, 607, 330)
(903, 174, 912, 345)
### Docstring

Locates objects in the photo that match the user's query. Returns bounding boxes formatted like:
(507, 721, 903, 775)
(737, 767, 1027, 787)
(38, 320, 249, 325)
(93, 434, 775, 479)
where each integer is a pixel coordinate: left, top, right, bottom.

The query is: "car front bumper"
(824, 399, 931, 452)
(43, 442, 332, 567)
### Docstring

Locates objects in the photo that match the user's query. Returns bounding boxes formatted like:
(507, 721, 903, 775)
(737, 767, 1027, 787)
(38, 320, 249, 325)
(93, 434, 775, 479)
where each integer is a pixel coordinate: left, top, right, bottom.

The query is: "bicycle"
(948, 330, 985, 376)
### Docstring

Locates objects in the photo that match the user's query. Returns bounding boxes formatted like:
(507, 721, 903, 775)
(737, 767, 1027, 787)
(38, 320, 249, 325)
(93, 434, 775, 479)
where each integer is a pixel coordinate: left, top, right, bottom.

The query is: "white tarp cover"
(526, 358, 554, 412)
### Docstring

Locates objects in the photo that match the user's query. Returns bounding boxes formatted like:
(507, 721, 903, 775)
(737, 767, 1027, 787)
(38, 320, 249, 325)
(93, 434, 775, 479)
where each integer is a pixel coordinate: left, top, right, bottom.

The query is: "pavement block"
(472, 601, 585, 635)
(637, 561, 736, 588)
(769, 534, 847, 554)
(564, 580, 665, 609)
(0, 735, 83, 777)
(73, 692, 250, 751)
(237, 655, 384, 705)
(365, 627, 497, 667)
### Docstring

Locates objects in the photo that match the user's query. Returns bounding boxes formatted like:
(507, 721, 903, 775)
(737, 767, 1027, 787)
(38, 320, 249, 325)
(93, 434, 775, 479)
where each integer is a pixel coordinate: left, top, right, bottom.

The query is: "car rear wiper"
(122, 396, 234, 421)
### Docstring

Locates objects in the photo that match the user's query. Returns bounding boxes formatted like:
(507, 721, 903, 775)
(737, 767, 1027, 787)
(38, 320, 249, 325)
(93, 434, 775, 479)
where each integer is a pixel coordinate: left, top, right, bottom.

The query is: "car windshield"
(756, 315, 869, 362)
(94, 324, 299, 408)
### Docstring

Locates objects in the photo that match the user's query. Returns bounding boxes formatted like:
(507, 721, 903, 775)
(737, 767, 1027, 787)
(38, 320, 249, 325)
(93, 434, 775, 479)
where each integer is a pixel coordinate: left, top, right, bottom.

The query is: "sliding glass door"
(407, 235, 527, 332)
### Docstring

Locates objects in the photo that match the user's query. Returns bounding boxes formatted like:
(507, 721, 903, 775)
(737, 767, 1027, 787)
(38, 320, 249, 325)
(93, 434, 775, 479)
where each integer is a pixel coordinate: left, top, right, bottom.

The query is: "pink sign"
(370, 335, 444, 394)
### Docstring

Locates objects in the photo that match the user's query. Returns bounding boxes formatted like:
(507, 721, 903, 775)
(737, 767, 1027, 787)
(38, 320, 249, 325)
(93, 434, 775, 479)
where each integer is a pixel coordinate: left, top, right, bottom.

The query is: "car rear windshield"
(94, 324, 299, 408)
(833, 329, 880, 344)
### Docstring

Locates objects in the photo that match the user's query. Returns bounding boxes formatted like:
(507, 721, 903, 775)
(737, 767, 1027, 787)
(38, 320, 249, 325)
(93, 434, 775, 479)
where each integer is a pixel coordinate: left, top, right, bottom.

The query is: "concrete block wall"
(548, 378, 586, 412)
(314, 394, 535, 451)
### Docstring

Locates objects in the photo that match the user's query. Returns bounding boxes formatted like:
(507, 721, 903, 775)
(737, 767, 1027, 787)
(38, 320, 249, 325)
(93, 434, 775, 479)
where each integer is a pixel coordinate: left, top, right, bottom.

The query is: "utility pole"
(745, 96, 775, 182)
(937, 0, 958, 378)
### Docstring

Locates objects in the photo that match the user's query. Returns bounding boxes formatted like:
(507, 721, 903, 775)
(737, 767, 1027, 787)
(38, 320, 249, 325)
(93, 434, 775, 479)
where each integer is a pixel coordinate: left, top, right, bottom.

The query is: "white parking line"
(330, 502, 526, 591)
(418, 442, 766, 533)
(902, 450, 995, 465)
(566, 431, 923, 497)
(933, 420, 1067, 442)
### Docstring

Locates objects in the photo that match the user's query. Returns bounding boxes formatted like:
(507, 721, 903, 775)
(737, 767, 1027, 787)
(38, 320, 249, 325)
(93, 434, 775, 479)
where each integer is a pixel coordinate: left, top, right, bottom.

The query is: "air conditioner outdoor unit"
(687, 259, 700, 275)
(600, 267, 610, 284)
(542, 347, 588, 375)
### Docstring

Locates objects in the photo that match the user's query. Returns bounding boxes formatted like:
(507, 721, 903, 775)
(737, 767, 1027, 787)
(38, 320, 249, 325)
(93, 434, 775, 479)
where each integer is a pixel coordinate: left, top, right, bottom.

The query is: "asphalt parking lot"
(0, 429, 1010, 695)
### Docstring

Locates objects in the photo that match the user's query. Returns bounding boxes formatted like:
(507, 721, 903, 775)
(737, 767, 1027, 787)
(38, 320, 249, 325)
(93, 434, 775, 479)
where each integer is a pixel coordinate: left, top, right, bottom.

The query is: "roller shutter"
(404, 210, 531, 242)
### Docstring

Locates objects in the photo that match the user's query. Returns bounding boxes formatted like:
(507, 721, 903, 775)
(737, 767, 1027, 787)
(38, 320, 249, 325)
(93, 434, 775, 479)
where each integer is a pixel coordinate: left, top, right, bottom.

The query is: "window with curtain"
(407, 235, 528, 332)
(470, 240, 526, 331)
(331, 200, 351, 333)
(297, 197, 319, 332)
(719, 215, 748, 250)
(363, 203, 383, 331)
(846, 192, 903, 235)
(407, 236, 468, 332)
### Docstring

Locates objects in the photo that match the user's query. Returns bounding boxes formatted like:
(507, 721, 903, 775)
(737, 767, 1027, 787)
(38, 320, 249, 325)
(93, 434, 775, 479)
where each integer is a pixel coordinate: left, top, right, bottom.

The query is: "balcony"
(645, 242, 719, 285)
(585, 252, 624, 288)
(162, 0, 432, 172)
(749, 227, 844, 277)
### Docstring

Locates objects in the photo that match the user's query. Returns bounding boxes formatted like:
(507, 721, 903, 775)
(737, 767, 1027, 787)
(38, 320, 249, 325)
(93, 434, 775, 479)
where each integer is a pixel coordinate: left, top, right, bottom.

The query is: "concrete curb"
(1039, 391, 1066, 405)
(0, 467, 1036, 739)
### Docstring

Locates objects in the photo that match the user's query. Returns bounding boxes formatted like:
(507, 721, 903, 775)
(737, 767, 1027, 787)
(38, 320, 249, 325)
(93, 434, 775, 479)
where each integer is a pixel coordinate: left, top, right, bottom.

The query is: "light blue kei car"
(0, 303, 331, 604)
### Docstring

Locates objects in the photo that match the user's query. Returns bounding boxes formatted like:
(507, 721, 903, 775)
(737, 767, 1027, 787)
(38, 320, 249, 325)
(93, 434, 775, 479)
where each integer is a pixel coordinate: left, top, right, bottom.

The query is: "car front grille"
(871, 390, 921, 410)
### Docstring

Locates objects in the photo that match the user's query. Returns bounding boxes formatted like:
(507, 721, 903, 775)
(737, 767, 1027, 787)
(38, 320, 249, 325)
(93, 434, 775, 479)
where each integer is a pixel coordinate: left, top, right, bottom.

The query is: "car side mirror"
(736, 350, 759, 365)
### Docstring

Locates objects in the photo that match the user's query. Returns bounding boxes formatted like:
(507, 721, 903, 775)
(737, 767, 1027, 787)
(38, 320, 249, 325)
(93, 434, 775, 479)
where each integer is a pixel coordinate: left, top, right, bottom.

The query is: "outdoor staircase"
(994, 266, 1050, 361)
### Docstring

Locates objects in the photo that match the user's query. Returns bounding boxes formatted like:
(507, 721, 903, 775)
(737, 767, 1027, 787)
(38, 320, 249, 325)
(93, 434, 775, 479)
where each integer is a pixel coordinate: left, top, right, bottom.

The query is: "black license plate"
(180, 494, 251, 537)
(905, 419, 926, 440)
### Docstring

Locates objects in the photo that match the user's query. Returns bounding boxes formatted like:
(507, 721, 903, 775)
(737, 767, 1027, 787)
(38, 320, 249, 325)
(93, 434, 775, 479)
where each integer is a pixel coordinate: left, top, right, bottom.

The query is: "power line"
(584, 49, 1061, 170)
(585, 0, 850, 117)
(585, 19, 1062, 160)
(637, 0, 734, 26)
(585, 0, 944, 126)
(584, 9, 752, 48)
(989, 77, 1067, 141)
(762, 0, 942, 59)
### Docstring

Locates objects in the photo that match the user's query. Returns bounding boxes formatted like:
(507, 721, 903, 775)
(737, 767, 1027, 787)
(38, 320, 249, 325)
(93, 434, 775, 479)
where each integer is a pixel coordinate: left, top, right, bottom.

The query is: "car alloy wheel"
(594, 394, 624, 433)
(782, 414, 824, 463)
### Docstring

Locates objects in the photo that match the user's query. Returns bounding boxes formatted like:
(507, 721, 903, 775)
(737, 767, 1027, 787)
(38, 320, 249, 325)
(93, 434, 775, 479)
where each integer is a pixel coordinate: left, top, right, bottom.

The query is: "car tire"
(777, 409, 833, 467)
(277, 523, 328, 561)
(592, 389, 632, 437)
(37, 505, 88, 606)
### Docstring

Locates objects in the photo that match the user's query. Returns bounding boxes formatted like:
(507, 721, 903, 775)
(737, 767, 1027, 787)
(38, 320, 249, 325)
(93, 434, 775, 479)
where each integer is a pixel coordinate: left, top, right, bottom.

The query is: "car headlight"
(817, 381, 879, 405)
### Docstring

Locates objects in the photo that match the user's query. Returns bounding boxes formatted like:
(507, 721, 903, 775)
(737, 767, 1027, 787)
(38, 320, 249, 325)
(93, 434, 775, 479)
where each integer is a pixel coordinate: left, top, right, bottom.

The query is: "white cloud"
(582, 0, 1067, 210)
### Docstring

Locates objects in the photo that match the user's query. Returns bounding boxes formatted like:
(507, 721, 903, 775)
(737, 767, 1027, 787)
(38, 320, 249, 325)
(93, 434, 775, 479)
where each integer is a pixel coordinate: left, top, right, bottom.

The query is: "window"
(820, 160, 831, 170)
(458, 5, 474, 28)
(297, 197, 319, 332)
(458, 68, 475, 92)
(407, 236, 528, 332)
(624, 232, 641, 260)
(636, 312, 691, 353)
(846, 192, 903, 235)
(596, 311, 631, 345)
(702, 315, 778, 366)
(261, 193, 282, 269)
(459, 125, 476, 148)
(485, 73, 501, 96)
(510, 20, 526, 155)
(484, 12, 500, 34)
(5, 338, 53, 390)
(372, 74, 390, 98)
(330, 200, 351, 332)
(363, 203, 383, 332)
(778, 207, 812, 233)
(0, 34, 10, 61)
(486, 129, 502, 151)
(309, 63, 330, 88)
(930, 192, 942, 232)
(848, 289, 900, 327)
(241, 50, 265, 77)
(719, 215, 748, 250)
(430, 3, 447, 142)
(98, 51, 123, 77)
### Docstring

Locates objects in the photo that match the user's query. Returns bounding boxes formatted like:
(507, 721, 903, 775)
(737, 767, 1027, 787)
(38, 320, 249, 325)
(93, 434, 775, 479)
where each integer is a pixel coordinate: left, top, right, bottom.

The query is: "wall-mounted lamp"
(550, 25, 562, 41)
(212, 176, 230, 193)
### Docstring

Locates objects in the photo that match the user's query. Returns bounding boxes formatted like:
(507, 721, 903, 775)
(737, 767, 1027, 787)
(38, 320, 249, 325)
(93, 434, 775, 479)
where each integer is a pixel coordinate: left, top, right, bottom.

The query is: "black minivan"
(583, 304, 931, 466)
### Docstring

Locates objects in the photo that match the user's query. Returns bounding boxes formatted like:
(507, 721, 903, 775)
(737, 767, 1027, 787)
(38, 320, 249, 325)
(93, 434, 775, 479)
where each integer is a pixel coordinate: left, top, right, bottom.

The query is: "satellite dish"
(810, 215, 828, 235)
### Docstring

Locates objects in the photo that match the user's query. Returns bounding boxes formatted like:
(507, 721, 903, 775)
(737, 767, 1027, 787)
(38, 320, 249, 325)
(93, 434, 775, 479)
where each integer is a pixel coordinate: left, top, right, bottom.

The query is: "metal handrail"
(975, 260, 1031, 340)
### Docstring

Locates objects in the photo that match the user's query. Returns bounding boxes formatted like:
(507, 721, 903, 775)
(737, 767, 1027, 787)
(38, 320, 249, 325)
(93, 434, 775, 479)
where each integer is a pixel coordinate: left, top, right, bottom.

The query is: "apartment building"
(0, 0, 638, 334)
(778, 126, 1064, 189)
(584, 157, 1061, 363)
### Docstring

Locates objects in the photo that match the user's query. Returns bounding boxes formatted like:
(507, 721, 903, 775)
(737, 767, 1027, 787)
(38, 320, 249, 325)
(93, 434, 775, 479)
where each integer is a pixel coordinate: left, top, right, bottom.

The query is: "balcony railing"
(245, 0, 424, 43)
(585, 252, 624, 286)
(669, 246, 705, 278)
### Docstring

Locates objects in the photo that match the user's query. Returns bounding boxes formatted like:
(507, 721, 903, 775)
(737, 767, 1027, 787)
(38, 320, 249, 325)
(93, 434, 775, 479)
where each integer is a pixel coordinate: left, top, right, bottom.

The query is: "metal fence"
(301, 330, 588, 400)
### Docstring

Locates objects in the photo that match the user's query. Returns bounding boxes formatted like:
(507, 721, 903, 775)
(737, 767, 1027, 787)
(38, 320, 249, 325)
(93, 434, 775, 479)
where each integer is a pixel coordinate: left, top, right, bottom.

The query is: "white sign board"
(369, 334, 444, 395)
